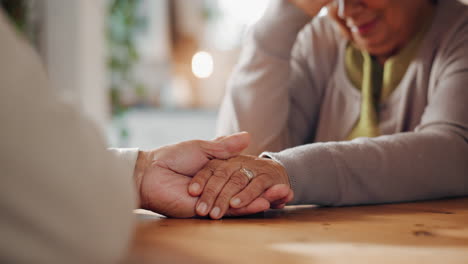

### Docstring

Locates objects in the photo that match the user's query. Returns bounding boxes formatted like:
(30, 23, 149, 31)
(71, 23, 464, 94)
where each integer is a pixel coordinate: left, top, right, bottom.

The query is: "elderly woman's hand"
(188, 155, 293, 219)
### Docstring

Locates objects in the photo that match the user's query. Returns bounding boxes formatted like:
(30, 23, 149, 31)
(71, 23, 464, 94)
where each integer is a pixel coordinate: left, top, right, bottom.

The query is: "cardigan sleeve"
(263, 12, 468, 206)
(216, 0, 340, 155)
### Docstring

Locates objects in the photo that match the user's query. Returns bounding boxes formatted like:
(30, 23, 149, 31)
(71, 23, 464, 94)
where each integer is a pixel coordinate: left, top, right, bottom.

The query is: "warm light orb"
(192, 51, 214, 79)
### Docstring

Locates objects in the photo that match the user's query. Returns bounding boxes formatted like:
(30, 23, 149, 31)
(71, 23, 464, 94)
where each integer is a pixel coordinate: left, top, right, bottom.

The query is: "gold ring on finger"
(240, 167, 255, 182)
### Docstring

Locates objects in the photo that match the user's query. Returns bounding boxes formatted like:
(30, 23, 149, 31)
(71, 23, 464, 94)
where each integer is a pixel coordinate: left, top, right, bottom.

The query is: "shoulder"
(419, 0, 468, 94)
(423, 1, 468, 123)
(429, 1, 468, 64)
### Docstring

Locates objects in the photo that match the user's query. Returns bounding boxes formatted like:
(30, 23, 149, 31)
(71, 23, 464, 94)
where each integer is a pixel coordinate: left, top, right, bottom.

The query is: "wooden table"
(130, 198, 468, 264)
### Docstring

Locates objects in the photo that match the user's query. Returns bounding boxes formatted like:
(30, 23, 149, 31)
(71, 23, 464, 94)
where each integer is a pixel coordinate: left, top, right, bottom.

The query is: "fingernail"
(189, 183, 200, 193)
(210, 207, 220, 219)
(197, 202, 207, 214)
(231, 198, 241, 206)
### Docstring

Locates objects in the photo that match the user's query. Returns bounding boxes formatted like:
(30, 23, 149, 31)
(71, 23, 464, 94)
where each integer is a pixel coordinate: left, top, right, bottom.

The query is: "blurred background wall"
(0, 0, 270, 148)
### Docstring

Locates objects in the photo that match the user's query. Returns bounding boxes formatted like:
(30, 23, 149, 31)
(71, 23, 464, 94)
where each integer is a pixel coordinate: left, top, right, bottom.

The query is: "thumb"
(201, 131, 250, 159)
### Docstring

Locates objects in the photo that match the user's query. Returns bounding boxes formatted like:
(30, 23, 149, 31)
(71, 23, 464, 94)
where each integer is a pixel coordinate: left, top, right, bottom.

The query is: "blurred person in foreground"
(187, 0, 468, 220)
(0, 11, 293, 263)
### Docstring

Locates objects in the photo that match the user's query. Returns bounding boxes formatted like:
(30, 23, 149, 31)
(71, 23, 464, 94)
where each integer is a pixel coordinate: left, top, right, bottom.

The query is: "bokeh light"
(192, 51, 214, 79)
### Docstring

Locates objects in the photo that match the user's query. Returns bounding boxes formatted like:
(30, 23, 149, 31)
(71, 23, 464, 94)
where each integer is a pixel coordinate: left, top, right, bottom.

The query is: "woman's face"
(331, 0, 433, 58)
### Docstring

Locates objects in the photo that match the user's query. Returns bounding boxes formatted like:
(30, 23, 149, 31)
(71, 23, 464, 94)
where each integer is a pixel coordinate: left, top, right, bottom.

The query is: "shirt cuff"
(108, 148, 139, 180)
(261, 145, 340, 206)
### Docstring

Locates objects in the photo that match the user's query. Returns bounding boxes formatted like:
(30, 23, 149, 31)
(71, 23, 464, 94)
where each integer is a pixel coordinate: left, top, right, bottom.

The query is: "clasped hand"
(135, 132, 293, 219)
(189, 155, 293, 219)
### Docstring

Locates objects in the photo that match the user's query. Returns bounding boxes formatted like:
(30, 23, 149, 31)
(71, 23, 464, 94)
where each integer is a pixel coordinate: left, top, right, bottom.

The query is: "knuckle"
(212, 169, 228, 180)
(202, 186, 218, 198)
(248, 180, 267, 196)
(229, 174, 248, 189)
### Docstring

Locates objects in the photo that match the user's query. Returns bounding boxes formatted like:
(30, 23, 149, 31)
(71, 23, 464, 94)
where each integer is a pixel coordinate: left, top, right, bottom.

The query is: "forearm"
(216, 1, 311, 154)
(216, 48, 293, 155)
(133, 150, 155, 207)
(264, 127, 468, 206)
(253, 0, 312, 58)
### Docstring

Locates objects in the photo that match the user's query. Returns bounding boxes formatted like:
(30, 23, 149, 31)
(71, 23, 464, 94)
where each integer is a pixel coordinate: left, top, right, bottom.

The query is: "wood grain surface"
(129, 198, 468, 264)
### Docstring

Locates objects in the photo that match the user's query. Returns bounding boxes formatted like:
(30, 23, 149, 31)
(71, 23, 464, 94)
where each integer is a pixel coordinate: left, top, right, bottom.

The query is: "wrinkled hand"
(188, 155, 294, 219)
(135, 133, 291, 218)
(288, 0, 334, 17)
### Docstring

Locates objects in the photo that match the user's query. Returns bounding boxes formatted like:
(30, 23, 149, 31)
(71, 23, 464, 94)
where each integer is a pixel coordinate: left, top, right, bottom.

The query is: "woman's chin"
(355, 38, 397, 58)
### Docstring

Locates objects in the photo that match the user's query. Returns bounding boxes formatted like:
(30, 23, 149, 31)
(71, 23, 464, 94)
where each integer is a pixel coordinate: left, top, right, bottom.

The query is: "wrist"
(259, 156, 291, 187)
(134, 150, 155, 206)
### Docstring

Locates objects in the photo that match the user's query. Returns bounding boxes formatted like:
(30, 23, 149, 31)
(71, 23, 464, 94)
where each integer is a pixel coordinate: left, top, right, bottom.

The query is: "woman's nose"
(336, 0, 364, 19)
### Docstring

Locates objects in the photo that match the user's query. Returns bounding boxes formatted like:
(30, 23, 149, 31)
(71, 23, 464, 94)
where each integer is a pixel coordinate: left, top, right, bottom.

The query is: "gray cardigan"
(216, 0, 468, 205)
